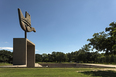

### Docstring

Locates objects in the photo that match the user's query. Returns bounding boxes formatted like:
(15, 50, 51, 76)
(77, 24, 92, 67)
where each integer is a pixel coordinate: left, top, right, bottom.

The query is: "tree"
(77, 49, 87, 62)
(69, 51, 77, 62)
(106, 22, 116, 54)
(81, 44, 91, 52)
(66, 53, 71, 62)
(89, 51, 99, 63)
(42, 53, 49, 62)
(51, 51, 57, 62)
(0, 50, 13, 63)
(87, 21, 116, 55)
(55, 52, 67, 62)
(87, 31, 111, 54)
(36, 54, 42, 62)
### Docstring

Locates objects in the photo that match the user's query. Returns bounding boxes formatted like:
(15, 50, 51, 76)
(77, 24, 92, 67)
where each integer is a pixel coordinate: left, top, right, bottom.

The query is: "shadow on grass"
(80, 70, 116, 77)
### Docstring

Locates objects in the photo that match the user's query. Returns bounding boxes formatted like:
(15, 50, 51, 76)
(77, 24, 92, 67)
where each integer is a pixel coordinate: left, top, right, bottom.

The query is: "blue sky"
(0, 0, 116, 54)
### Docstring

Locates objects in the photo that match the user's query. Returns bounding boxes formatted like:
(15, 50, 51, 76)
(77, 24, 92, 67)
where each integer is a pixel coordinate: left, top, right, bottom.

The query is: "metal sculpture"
(18, 8, 36, 38)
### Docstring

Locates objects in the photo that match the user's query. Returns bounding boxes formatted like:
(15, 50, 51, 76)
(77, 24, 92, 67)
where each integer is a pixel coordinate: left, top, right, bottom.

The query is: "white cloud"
(0, 47, 13, 50)
(5, 42, 8, 43)
(0, 47, 39, 52)
(35, 49, 39, 51)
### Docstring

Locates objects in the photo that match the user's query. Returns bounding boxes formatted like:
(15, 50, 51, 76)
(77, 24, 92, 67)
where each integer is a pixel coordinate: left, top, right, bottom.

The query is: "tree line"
(1, 22, 116, 64)
(36, 49, 116, 64)
(1, 49, 116, 64)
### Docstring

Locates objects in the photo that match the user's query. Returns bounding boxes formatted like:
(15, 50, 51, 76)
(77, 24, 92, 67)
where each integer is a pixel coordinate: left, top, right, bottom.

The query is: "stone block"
(13, 38, 35, 67)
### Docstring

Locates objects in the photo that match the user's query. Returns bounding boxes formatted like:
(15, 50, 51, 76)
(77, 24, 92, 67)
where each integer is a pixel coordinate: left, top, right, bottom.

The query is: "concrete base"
(13, 38, 35, 67)
(39, 63, 116, 68)
(0, 63, 42, 68)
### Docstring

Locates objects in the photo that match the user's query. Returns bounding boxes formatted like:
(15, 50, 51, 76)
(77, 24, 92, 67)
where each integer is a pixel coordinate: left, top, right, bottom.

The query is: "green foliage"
(87, 22, 116, 55)
(87, 31, 108, 52)
(37, 52, 68, 62)
(0, 50, 13, 63)
(36, 54, 42, 62)
(36, 50, 116, 64)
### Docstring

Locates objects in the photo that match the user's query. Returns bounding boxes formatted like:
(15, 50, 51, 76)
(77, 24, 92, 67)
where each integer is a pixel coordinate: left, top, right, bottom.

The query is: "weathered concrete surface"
(13, 38, 27, 65)
(39, 63, 116, 68)
(1, 63, 116, 68)
(0, 63, 42, 68)
(13, 38, 35, 67)
(18, 8, 36, 32)
(27, 45, 35, 67)
(85, 63, 116, 68)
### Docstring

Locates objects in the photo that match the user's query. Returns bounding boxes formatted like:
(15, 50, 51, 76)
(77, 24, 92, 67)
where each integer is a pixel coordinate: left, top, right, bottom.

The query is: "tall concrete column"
(27, 39, 35, 67)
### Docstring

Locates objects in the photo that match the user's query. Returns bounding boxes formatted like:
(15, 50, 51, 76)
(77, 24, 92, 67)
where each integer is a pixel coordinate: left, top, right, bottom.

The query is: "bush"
(0, 50, 13, 63)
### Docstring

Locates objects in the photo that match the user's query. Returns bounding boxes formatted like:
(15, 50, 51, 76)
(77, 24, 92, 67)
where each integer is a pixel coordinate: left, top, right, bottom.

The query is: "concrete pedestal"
(13, 38, 35, 67)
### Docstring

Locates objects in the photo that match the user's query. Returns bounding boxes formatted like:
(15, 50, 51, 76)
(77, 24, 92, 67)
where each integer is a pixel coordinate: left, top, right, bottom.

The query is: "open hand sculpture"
(18, 8, 36, 32)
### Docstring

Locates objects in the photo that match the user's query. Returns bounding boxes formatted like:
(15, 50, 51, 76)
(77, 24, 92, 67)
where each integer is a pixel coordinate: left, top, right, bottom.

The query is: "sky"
(0, 0, 116, 54)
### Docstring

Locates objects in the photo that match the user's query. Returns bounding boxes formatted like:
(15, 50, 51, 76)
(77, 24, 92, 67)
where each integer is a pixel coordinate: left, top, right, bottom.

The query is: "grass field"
(0, 63, 116, 77)
(0, 68, 116, 77)
(0, 63, 12, 66)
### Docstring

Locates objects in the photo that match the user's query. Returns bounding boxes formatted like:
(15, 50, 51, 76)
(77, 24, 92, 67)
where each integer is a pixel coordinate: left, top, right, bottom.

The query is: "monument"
(13, 8, 36, 67)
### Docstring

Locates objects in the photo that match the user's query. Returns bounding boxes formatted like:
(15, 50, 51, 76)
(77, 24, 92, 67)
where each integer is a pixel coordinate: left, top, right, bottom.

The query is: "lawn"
(0, 63, 12, 66)
(0, 68, 116, 77)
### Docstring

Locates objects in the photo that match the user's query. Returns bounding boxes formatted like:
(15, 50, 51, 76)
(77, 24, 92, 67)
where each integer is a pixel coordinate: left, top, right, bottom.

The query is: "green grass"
(0, 68, 116, 77)
(0, 63, 12, 66)
(0, 63, 116, 77)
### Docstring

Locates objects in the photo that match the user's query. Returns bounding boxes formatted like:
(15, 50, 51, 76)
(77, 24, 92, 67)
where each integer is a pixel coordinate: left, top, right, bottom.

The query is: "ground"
(0, 63, 116, 77)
